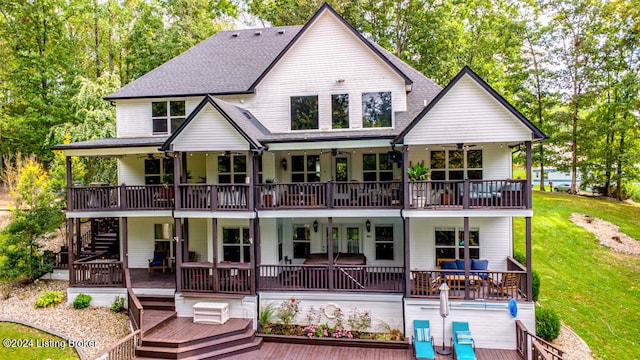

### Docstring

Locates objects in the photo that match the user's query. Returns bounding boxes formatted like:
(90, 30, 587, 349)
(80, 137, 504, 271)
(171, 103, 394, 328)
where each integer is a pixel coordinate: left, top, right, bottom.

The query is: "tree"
(0, 154, 64, 281)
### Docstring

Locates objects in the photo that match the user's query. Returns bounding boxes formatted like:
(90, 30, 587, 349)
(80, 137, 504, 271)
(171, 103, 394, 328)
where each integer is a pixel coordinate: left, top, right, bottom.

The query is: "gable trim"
(392, 66, 547, 144)
(247, 3, 412, 92)
(160, 96, 262, 151)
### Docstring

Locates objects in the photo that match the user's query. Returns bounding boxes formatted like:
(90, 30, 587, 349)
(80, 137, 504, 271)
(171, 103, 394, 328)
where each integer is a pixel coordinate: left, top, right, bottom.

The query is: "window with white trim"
(362, 92, 391, 128)
(430, 149, 483, 180)
(375, 225, 394, 260)
(434, 227, 480, 262)
(291, 155, 320, 182)
(291, 95, 318, 130)
(218, 155, 247, 184)
(145, 158, 174, 185)
(292, 224, 311, 259)
(362, 154, 393, 181)
(222, 227, 250, 263)
(152, 101, 186, 135)
(332, 94, 349, 129)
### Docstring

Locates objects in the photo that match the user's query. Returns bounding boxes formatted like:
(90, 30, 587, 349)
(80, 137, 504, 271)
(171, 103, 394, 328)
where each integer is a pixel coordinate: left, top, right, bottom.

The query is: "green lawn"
(0, 322, 79, 359)
(514, 192, 640, 359)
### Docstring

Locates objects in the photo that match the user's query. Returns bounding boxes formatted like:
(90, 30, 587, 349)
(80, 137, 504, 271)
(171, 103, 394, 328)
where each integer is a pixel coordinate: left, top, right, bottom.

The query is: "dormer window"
(152, 100, 186, 135)
(291, 95, 318, 130)
(362, 92, 391, 128)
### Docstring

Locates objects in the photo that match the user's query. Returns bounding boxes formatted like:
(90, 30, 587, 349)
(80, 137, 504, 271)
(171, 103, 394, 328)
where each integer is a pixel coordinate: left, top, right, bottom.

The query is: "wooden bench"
(193, 302, 229, 324)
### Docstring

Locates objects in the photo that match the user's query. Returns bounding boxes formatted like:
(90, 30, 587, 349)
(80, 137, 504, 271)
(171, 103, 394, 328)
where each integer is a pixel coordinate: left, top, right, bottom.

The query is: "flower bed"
(259, 298, 405, 343)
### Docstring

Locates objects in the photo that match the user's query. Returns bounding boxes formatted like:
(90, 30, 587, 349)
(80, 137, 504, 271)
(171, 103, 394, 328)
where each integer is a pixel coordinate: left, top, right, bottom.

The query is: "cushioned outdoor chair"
(148, 250, 167, 273)
(413, 320, 435, 359)
(451, 321, 476, 360)
(489, 272, 520, 298)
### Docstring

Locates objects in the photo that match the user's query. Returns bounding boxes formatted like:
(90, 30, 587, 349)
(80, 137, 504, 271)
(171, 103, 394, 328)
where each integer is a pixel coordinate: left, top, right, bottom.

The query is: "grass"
(0, 322, 79, 359)
(514, 192, 640, 359)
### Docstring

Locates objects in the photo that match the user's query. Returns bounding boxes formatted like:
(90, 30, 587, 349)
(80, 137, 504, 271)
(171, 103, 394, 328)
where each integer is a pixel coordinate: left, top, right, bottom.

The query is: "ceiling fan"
(320, 148, 347, 156)
(217, 151, 244, 158)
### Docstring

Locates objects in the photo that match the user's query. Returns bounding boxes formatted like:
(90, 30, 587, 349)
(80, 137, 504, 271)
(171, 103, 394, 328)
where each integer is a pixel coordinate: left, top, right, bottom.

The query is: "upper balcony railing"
(67, 179, 529, 212)
(407, 179, 528, 210)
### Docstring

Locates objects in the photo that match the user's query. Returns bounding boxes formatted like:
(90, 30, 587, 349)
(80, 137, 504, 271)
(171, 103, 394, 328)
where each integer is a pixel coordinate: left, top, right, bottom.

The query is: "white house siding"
(260, 292, 404, 333)
(118, 157, 146, 185)
(171, 104, 249, 152)
(116, 100, 151, 137)
(127, 217, 174, 268)
(404, 298, 535, 350)
(409, 217, 511, 270)
(116, 96, 203, 138)
(404, 74, 532, 145)
(223, 11, 406, 133)
(186, 218, 208, 262)
(175, 295, 257, 327)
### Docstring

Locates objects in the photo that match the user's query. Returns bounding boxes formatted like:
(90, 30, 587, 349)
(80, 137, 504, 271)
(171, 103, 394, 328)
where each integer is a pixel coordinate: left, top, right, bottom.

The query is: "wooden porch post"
(122, 217, 128, 269)
(175, 218, 183, 292)
(525, 141, 532, 209)
(65, 156, 73, 211)
(404, 216, 411, 298)
(327, 217, 334, 291)
(68, 218, 75, 285)
(525, 141, 533, 301)
(211, 218, 218, 292)
(174, 152, 182, 211)
(253, 216, 260, 294)
(249, 218, 256, 295)
(248, 152, 255, 210)
(402, 146, 409, 208)
(463, 217, 470, 300)
(76, 219, 83, 256)
(183, 219, 189, 262)
(526, 217, 533, 301)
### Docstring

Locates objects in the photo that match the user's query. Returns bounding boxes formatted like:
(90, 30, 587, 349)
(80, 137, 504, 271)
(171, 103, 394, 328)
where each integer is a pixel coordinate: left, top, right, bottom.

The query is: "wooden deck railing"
(258, 264, 404, 293)
(124, 268, 143, 332)
(69, 179, 526, 212)
(516, 320, 564, 360)
(407, 179, 528, 209)
(177, 184, 250, 211)
(70, 260, 124, 287)
(181, 262, 253, 294)
(409, 269, 527, 301)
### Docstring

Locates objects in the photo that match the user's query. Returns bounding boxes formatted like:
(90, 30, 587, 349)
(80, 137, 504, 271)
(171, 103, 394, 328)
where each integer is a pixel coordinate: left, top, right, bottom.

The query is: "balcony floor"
(130, 268, 176, 289)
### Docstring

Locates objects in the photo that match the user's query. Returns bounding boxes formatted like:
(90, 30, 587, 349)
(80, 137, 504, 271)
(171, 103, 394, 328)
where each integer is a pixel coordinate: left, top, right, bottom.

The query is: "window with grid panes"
(218, 155, 247, 184)
(434, 228, 480, 262)
(292, 224, 311, 259)
(430, 150, 483, 180)
(375, 226, 394, 260)
(291, 155, 320, 182)
(222, 227, 250, 263)
(152, 101, 185, 135)
(362, 154, 393, 181)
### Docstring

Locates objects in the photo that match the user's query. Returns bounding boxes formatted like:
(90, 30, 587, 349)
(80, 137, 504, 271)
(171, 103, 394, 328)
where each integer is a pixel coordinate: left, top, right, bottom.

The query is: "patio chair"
(148, 250, 167, 273)
(413, 320, 435, 359)
(489, 272, 520, 298)
(451, 321, 476, 360)
(412, 272, 438, 296)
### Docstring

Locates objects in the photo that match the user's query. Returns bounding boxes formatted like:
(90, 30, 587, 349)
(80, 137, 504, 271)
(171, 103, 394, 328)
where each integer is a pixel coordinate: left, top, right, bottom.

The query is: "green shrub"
(532, 270, 540, 302)
(513, 252, 526, 265)
(536, 305, 561, 341)
(73, 293, 91, 309)
(34, 291, 64, 309)
(111, 295, 125, 313)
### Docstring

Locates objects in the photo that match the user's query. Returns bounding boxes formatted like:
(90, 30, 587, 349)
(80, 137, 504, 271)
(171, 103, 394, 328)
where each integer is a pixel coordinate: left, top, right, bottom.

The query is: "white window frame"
(434, 227, 480, 261)
(222, 227, 250, 263)
(374, 225, 394, 260)
(152, 100, 186, 135)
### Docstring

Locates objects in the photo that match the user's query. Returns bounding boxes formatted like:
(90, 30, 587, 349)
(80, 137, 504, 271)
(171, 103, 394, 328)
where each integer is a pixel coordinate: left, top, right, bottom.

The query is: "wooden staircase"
(133, 295, 261, 359)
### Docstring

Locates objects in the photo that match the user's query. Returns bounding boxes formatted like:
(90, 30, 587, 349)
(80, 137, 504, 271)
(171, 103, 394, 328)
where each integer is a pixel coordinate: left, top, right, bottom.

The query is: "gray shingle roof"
(51, 137, 168, 150)
(105, 26, 302, 100)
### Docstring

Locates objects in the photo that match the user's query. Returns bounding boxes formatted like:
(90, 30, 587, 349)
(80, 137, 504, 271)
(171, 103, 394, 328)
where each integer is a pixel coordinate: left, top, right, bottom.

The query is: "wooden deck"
(143, 317, 252, 345)
(130, 268, 176, 289)
(224, 342, 521, 360)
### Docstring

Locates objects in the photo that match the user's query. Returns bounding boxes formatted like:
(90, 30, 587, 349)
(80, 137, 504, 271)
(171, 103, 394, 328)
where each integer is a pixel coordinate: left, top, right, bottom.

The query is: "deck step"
(137, 327, 258, 359)
(141, 301, 176, 311)
(181, 337, 262, 360)
(142, 310, 177, 335)
(141, 319, 252, 348)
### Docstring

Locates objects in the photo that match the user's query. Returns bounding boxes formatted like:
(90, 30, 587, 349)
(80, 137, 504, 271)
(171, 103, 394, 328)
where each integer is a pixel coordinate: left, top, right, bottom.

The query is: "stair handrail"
(515, 320, 564, 360)
(124, 268, 144, 333)
(89, 329, 141, 360)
